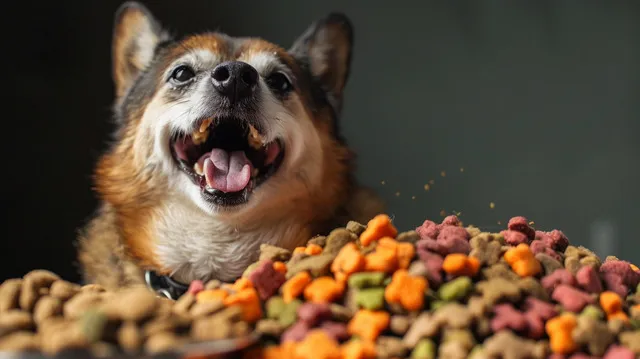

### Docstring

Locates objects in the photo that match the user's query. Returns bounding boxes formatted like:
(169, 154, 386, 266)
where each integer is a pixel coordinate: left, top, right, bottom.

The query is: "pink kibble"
(603, 345, 635, 359)
(187, 280, 204, 295)
(523, 311, 544, 338)
(547, 230, 569, 252)
(440, 215, 461, 227)
(319, 321, 349, 341)
(551, 284, 594, 312)
(281, 321, 310, 343)
(530, 240, 563, 262)
(600, 259, 640, 288)
(501, 230, 529, 246)
(417, 249, 443, 285)
(601, 273, 628, 297)
(575, 265, 603, 293)
(507, 216, 535, 241)
(437, 225, 470, 242)
(523, 297, 558, 320)
(569, 355, 598, 359)
(416, 220, 439, 240)
(491, 304, 527, 332)
(248, 260, 286, 300)
(297, 302, 332, 327)
(541, 269, 577, 294)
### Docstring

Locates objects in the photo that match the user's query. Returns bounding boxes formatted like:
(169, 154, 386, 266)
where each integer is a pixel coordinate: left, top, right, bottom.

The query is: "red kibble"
(188, 280, 204, 295)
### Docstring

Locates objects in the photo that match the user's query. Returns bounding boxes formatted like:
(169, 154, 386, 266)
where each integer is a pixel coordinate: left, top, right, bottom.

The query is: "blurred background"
(2, 1, 639, 282)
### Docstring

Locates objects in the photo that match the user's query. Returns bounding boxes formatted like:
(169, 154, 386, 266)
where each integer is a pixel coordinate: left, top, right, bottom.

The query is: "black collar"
(144, 270, 189, 300)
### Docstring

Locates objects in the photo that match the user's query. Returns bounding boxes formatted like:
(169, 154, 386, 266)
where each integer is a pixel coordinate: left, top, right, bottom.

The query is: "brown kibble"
(396, 230, 420, 244)
(117, 321, 143, 352)
(483, 331, 547, 359)
(0, 310, 33, 336)
(324, 228, 357, 254)
(41, 324, 87, 355)
(0, 331, 40, 351)
(308, 235, 327, 247)
(256, 319, 285, 337)
(470, 233, 503, 266)
(63, 292, 103, 319)
(518, 277, 548, 301)
(232, 321, 251, 337)
(144, 332, 181, 354)
(50, 280, 81, 301)
(259, 244, 292, 262)
(390, 315, 412, 335)
(191, 316, 232, 341)
(190, 299, 225, 317)
(376, 336, 407, 359)
(19, 270, 59, 312)
(0, 279, 22, 312)
(81, 284, 106, 293)
(564, 255, 581, 274)
(329, 304, 353, 322)
(618, 331, 640, 355)
(535, 253, 563, 275)
(346, 221, 367, 236)
(105, 286, 158, 322)
(476, 277, 521, 306)
(285, 253, 334, 278)
(172, 292, 195, 314)
(572, 315, 615, 356)
(482, 263, 520, 282)
(33, 296, 62, 324)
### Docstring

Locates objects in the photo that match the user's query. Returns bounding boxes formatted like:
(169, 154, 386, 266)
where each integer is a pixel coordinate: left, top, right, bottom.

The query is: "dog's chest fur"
(153, 202, 310, 283)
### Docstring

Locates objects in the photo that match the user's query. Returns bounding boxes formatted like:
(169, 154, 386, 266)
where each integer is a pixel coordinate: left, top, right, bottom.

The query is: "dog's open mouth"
(170, 117, 285, 206)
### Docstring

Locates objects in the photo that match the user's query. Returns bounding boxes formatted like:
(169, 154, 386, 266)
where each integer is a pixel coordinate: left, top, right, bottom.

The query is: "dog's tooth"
(199, 118, 213, 133)
(247, 124, 264, 150)
(194, 161, 204, 175)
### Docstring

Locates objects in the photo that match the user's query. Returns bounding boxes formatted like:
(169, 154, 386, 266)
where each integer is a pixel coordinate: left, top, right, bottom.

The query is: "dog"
(77, 1, 384, 292)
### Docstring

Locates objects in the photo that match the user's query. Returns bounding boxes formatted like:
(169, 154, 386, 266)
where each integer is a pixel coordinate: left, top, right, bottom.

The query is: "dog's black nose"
(211, 61, 258, 103)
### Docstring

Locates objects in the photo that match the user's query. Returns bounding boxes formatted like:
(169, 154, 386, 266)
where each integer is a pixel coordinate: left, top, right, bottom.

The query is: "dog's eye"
(170, 65, 195, 84)
(266, 72, 292, 94)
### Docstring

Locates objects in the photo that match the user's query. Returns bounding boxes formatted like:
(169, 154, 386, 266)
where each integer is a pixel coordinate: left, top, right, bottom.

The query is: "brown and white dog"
(78, 2, 384, 291)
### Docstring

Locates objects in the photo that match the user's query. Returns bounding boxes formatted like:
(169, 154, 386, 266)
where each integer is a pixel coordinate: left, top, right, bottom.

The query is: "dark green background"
(2, 1, 638, 282)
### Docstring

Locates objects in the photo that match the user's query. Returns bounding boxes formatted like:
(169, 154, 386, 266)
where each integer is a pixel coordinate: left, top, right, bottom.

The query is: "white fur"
(136, 48, 325, 282)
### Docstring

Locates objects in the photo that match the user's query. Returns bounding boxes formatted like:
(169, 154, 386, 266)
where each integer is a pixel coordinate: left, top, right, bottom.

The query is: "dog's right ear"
(112, 2, 168, 98)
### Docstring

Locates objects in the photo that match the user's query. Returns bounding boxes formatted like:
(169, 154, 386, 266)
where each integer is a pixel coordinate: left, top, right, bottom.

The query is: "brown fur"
(77, 3, 384, 289)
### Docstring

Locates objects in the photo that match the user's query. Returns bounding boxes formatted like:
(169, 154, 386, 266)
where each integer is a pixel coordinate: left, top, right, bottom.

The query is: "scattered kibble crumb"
(395, 192, 400, 197)
(429, 180, 435, 185)
(381, 181, 386, 185)
(529, 221, 535, 225)
(439, 210, 447, 217)
(460, 167, 464, 172)
(497, 221, 502, 225)
(440, 171, 446, 177)
(411, 196, 416, 200)
(423, 184, 430, 191)
(490, 202, 495, 209)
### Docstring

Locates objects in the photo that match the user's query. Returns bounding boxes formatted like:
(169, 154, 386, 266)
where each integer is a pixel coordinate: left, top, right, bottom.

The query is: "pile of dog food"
(1, 214, 639, 358)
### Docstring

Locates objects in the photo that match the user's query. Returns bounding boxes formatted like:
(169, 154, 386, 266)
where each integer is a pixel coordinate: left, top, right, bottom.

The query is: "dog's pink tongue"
(203, 149, 252, 193)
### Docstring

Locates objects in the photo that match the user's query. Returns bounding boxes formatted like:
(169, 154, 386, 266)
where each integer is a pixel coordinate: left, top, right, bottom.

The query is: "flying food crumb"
(381, 181, 386, 185)
(411, 196, 416, 200)
(460, 168, 464, 172)
(529, 221, 535, 225)
(490, 202, 495, 209)
(497, 221, 502, 225)
(439, 210, 447, 217)
(440, 171, 446, 177)
(395, 192, 400, 197)
(424, 184, 430, 191)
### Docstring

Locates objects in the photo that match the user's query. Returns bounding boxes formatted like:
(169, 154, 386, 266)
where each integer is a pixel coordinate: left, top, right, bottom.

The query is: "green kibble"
(348, 272, 386, 289)
(81, 310, 108, 343)
(354, 288, 385, 310)
(266, 296, 286, 319)
(630, 318, 640, 329)
(580, 305, 604, 320)
(468, 345, 485, 359)
(411, 338, 435, 359)
(383, 277, 393, 286)
(636, 282, 640, 294)
(430, 300, 446, 311)
(278, 299, 302, 327)
(437, 276, 472, 301)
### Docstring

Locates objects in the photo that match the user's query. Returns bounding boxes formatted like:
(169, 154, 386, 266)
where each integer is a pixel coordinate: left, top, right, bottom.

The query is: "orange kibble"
(223, 288, 262, 323)
(305, 244, 323, 256)
(631, 264, 640, 272)
(359, 214, 398, 247)
(334, 271, 348, 285)
(599, 291, 623, 314)
(341, 339, 376, 359)
(293, 247, 306, 255)
(273, 261, 287, 274)
(260, 342, 297, 359)
(196, 289, 228, 302)
(384, 270, 427, 311)
(281, 271, 312, 303)
(607, 310, 629, 323)
(396, 242, 415, 270)
(442, 254, 480, 277)
(232, 277, 253, 291)
(347, 310, 390, 342)
(295, 330, 341, 359)
(331, 243, 365, 276)
(304, 276, 344, 303)
(545, 313, 578, 354)
(503, 243, 541, 277)
(364, 248, 397, 273)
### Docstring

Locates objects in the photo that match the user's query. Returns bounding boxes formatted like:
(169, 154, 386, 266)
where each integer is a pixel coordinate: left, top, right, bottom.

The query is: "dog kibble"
(2, 214, 639, 357)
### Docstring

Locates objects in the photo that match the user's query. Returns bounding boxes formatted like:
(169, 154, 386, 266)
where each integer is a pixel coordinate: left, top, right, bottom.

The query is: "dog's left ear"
(290, 13, 354, 114)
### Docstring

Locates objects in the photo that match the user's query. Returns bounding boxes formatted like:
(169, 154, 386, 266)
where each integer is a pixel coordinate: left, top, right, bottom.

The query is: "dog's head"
(95, 2, 357, 268)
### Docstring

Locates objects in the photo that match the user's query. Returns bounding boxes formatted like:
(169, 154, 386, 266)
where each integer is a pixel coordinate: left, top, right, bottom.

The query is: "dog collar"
(144, 270, 189, 300)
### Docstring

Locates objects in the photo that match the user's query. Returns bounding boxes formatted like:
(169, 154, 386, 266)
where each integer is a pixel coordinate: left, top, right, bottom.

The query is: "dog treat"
(1, 214, 639, 357)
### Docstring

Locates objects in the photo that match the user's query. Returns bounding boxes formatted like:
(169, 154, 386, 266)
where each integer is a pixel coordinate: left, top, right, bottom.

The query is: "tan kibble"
(63, 292, 103, 320)
(0, 310, 33, 336)
(49, 281, 81, 301)
(33, 296, 62, 324)
(118, 321, 143, 353)
(20, 270, 59, 312)
(0, 279, 22, 312)
(0, 331, 40, 351)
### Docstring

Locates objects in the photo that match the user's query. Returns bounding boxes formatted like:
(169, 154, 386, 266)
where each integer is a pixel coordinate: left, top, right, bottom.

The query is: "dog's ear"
(290, 13, 354, 114)
(112, 2, 169, 98)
